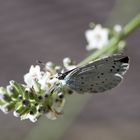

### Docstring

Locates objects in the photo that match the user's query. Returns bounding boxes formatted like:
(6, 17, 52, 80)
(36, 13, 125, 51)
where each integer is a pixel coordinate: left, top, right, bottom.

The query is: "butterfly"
(58, 54, 129, 93)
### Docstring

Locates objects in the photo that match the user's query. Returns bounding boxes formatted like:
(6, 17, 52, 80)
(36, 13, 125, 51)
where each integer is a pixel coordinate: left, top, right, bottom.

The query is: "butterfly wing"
(63, 55, 129, 93)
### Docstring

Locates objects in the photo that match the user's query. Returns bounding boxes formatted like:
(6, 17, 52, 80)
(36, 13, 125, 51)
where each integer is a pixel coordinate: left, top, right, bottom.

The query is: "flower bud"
(6, 85, 18, 98)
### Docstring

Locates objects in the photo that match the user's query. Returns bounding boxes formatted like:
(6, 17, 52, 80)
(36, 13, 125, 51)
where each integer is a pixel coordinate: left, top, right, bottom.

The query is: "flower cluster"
(0, 58, 76, 122)
(1, 14, 139, 122)
(85, 24, 125, 51)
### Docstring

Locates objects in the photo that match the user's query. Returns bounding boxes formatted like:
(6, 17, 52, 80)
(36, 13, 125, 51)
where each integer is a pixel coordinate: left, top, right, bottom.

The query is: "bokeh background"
(0, 0, 140, 140)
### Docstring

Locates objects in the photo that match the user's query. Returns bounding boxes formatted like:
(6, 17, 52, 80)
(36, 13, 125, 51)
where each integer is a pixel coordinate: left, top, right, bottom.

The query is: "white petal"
(114, 24, 122, 32)
(13, 111, 20, 117)
(24, 65, 43, 87)
(85, 24, 109, 50)
(0, 106, 9, 114)
(46, 111, 57, 120)
(24, 114, 38, 123)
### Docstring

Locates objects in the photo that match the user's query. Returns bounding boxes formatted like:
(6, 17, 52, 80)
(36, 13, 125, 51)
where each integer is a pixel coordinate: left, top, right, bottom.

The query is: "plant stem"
(123, 14, 140, 37)
(80, 14, 140, 65)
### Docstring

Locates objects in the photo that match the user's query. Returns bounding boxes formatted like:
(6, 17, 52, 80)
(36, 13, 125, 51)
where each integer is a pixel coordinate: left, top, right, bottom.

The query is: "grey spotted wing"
(63, 55, 129, 93)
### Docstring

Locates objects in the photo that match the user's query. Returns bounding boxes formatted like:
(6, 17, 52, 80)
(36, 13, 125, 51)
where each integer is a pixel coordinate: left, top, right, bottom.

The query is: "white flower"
(52, 99, 65, 113)
(24, 63, 61, 93)
(24, 65, 43, 88)
(6, 85, 13, 95)
(27, 114, 38, 123)
(38, 72, 50, 90)
(114, 24, 122, 32)
(45, 62, 56, 74)
(13, 111, 20, 117)
(20, 113, 38, 122)
(63, 57, 76, 70)
(46, 111, 57, 120)
(0, 105, 9, 114)
(0, 93, 4, 100)
(85, 24, 109, 50)
(0, 87, 6, 95)
(118, 41, 126, 50)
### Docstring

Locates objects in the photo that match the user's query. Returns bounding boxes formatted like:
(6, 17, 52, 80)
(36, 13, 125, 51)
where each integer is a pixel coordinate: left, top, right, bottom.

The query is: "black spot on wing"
(117, 56, 129, 63)
(80, 76, 84, 79)
(97, 76, 100, 78)
(117, 69, 120, 72)
(80, 88, 83, 91)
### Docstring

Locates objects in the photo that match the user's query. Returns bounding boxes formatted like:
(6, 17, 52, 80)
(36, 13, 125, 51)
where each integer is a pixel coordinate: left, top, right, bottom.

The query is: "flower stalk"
(0, 14, 140, 122)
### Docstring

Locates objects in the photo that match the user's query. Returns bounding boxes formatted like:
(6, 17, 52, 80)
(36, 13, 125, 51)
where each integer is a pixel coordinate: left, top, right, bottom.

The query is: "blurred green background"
(0, 0, 140, 140)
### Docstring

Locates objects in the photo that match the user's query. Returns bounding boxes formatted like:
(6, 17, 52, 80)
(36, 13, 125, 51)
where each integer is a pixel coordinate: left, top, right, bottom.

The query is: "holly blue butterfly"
(58, 54, 129, 93)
